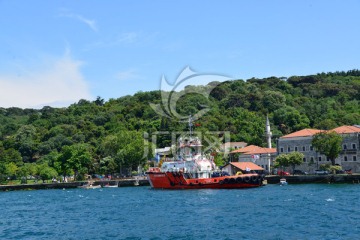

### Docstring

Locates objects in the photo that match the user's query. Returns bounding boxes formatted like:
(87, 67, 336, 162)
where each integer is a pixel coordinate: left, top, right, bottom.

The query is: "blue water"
(0, 184, 359, 240)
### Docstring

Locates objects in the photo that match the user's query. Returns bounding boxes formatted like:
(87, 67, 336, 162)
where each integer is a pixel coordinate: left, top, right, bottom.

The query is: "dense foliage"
(312, 131, 343, 165)
(0, 70, 359, 181)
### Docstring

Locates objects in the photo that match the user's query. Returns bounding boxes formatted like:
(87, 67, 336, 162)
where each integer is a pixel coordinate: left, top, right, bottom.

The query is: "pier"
(265, 174, 360, 184)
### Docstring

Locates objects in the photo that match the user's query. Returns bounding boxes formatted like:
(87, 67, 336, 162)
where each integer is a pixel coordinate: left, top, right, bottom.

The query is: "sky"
(0, 0, 359, 109)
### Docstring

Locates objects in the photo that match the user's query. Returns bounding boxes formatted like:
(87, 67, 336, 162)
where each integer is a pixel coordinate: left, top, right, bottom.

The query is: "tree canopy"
(312, 131, 343, 166)
(0, 69, 359, 181)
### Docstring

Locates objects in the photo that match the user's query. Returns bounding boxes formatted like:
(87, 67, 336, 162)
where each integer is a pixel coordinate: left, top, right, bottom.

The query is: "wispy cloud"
(59, 10, 98, 32)
(115, 69, 141, 81)
(84, 32, 139, 51)
(0, 52, 92, 108)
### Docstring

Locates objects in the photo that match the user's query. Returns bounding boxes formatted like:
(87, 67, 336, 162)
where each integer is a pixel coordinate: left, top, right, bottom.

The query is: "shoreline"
(1, 175, 360, 191)
(0, 178, 149, 191)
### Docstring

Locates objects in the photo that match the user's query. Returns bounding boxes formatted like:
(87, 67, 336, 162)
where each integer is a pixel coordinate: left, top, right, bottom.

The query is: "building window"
(295, 146, 298, 151)
(310, 157, 314, 163)
(280, 148, 284, 153)
(344, 156, 348, 161)
(326, 157, 329, 162)
(302, 146, 306, 151)
(288, 147, 291, 152)
(303, 157, 306, 162)
(310, 146, 313, 151)
(353, 156, 357, 161)
(318, 157, 322, 162)
(343, 144, 347, 150)
(352, 144, 356, 149)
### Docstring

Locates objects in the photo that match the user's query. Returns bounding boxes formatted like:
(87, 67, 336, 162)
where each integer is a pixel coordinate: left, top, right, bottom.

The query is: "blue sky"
(1, 0, 359, 108)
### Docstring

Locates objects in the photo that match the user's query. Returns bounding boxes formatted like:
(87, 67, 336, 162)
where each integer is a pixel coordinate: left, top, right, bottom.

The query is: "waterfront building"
(222, 162, 264, 175)
(276, 125, 360, 173)
(220, 142, 248, 152)
(230, 145, 277, 172)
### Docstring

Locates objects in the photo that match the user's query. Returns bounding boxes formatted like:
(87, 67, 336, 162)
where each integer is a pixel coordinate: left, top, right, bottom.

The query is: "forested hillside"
(0, 70, 359, 181)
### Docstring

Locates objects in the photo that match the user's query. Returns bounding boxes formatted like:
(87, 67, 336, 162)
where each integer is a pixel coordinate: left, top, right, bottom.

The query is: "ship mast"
(188, 115, 193, 137)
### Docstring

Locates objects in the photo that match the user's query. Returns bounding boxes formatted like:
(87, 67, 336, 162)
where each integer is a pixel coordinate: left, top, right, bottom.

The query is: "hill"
(0, 70, 359, 181)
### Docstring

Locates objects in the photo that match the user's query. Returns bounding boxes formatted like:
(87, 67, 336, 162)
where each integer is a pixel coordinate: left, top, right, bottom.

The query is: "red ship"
(147, 117, 264, 190)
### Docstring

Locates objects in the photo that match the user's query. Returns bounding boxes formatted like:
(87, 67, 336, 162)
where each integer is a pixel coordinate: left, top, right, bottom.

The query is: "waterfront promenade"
(1, 174, 360, 191)
(0, 178, 149, 191)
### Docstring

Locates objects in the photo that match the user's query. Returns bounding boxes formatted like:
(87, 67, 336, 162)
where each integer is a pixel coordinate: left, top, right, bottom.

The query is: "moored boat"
(146, 117, 264, 190)
(78, 182, 102, 189)
(279, 178, 288, 186)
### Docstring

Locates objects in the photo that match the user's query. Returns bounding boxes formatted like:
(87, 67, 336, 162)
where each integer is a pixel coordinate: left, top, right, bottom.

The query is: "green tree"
(312, 131, 342, 166)
(37, 164, 58, 183)
(287, 152, 304, 175)
(274, 152, 304, 175)
(5, 162, 18, 178)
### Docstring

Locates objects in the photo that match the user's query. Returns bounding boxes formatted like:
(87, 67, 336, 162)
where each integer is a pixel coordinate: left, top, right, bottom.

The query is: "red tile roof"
(280, 129, 322, 138)
(331, 125, 360, 134)
(229, 162, 264, 171)
(280, 126, 360, 139)
(230, 145, 276, 155)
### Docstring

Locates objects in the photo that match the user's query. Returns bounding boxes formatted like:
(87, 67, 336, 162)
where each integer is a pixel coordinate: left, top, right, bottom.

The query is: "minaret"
(266, 115, 272, 148)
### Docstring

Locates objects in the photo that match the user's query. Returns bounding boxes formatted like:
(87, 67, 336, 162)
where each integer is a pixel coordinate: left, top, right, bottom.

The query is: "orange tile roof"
(230, 145, 276, 155)
(331, 125, 360, 134)
(229, 162, 264, 171)
(280, 129, 322, 138)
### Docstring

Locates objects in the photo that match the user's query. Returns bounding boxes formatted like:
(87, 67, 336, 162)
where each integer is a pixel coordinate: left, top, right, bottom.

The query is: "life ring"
(244, 176, 250, 183)
(236, 177, 243, 183)
(251, 176, 258, 183)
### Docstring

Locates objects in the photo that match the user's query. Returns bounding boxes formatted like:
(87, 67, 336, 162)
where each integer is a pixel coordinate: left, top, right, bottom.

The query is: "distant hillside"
(0, 70, 359, 180)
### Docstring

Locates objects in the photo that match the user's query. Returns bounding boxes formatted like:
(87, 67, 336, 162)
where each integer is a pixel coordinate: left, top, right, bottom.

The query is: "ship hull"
(147, 171, 263, 189)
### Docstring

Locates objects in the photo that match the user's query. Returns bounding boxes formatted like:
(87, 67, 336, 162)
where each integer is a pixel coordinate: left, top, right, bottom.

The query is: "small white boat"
(279, 178, 288, 185)
(103, 184, 118, 188)
(78, 183, 101, 189)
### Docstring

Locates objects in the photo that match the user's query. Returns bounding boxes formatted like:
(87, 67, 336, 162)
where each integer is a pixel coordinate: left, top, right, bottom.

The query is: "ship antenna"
(188, 115, 193, 137)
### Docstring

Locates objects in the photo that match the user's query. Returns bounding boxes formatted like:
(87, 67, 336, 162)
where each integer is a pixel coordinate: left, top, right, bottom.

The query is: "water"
(1, 184, 359, 240)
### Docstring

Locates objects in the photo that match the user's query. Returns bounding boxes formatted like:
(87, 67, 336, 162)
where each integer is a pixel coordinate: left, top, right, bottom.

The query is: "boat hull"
(147, 171, 264, 189)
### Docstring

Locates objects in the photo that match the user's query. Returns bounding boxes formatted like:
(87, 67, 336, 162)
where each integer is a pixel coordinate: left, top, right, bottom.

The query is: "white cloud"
(59, 10, 98, 32)
(0, 54, 92, 109)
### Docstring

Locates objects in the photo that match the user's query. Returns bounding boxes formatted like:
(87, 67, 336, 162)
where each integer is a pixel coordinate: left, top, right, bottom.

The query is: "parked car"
(277, 170, 290, 176)
(314, 170, 329, 175)
(293, 170, 308, 175)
